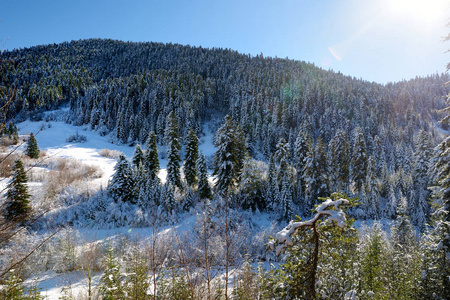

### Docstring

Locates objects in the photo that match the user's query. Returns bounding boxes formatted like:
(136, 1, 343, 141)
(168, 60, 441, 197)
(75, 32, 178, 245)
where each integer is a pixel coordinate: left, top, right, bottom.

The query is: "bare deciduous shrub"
(43, 158, 103, 199)
(98, 148, 122, 158)
(0, 153, 19, 177)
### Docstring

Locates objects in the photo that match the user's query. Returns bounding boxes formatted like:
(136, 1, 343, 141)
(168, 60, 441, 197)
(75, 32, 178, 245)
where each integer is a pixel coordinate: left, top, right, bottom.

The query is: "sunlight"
(385, 0, 447, 26)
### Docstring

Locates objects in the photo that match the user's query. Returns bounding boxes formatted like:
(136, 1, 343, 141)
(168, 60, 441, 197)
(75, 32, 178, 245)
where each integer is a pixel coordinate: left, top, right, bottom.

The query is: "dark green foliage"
(238, 156, 264, 210)
(145, 131, 160, 182)
(184, 129, 199, 188)
(99, 247, 125, 300)
(5, 159, 31, 222)
(108, 154, 136, 203)
(25, 132, 39, 159)
(165, 111, 182, 190)
(421, 136, 450, 299)
(132, 144, 145, 169)
(351, 128, 368, 194)
(125, 250, 149, 300)
(269, 194, 357, 299)
(328, 129, 350, 193)
(197, 153, 212, 200)
(213, 115, 246, 196)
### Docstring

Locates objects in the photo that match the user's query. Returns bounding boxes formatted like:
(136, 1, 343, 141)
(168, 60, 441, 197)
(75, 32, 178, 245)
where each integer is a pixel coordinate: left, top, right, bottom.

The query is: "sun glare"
(385, 0, 448, 26)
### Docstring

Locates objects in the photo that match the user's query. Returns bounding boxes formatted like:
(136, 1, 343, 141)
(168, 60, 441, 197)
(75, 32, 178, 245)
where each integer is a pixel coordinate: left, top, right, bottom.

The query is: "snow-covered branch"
(268, 198, 349, 255)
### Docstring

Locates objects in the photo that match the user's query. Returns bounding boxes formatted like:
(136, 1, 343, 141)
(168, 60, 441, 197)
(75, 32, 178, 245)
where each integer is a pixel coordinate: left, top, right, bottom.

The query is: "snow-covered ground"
(10, 112, 239, 299)
(16, 111, 217, 188)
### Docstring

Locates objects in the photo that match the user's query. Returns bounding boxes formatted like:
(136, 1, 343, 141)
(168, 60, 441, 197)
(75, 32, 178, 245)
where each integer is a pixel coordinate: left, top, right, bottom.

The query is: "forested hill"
(1, 38, 447, 140)
(1, 38, 448, 158)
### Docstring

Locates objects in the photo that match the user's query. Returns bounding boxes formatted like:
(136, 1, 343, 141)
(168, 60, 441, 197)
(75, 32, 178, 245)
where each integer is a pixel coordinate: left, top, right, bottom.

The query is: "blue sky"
(1, 0, 448, 83)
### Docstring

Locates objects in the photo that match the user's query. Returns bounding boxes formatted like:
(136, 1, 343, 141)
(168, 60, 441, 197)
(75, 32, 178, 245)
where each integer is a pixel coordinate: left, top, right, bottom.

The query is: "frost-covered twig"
(268, 198, 349, 256)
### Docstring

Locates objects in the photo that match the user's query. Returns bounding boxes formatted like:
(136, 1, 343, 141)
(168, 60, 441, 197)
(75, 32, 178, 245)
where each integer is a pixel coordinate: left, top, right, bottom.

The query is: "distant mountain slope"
(1, 39, 448, 158)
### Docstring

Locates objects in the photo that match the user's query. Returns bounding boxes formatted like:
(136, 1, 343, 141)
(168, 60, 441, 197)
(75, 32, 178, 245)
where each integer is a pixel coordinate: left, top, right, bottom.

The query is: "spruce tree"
(364, 156, 379, 219)
(132, 144, 145, 169)
(328, 129, 350, 193)
(99, 247, 125, 300)
(4, 159, 31, 222)
(108, 154, 136, 203)
(145, 131, 160, 182)
(350, 127, 368, 194)
(165, 111, 182, 190)
(213, 115, 246, 196)
(422, 135, 450, 298)
(239, 156, 264, 210)
(25, 132, 39, 159)
(197, 153, 212, 200)
(184, 128, 199, 188)
(294, 130, 312, 201)
(275, 137, 292, 186)
(411, 130, 432, 226)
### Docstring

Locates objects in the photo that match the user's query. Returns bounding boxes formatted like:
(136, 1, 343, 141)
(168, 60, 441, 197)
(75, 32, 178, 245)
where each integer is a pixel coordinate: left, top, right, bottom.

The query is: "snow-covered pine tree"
(421, 135, 450, 298)
(411, 130, 432, 227)
(108, 154, 136, 203)
(213, 115, 246, 196)
(4, 159, 31, 222)
(275, 137, 292, 186)
(124, 248, 149, 299)
(165, 111, 183, 190)
(304, 138, 329, 209)
(197, 153, 212, 200)
(280, 175, 293, 220)
(294, 130, 312, 202)
(388, 195, 421, 299)
(184, 128, 199, 188)
(25, 132, 39, 159)
(351, 127, 368, 194)
(99, 247, 125, 300)
(328, 129, 350, 193)
(383, 184, 397, 219)
(184, 187, 195, 211)
(265, 153, 278, 211)
(145, 130, 160, 182)
(239, 156, 264, 210)
(364, 156, 379, 219)
(132, 144, 145, 169)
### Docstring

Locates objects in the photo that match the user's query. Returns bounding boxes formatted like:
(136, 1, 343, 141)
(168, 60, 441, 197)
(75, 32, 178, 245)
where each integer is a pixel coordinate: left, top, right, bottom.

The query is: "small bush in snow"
(65, 132, 87, 143)
(98, 148, 122, 158)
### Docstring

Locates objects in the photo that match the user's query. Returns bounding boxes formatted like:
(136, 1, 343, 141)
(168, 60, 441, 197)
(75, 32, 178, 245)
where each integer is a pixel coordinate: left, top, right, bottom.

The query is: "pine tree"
(364, 156, 379, 219)
(4, 159, 31, 222)
(239, 156, 263, 210)
(99, 247, 125, 300)
(25, 132, 39, 159)
(304, 138, 328, 208)
(351, 127, 368, 194)
(145, 131, 160, 182)
(275, 137, 292, 186)
(359, 224, 389, 298)
(280, 176, 293, 220)
(108, 154, 136, 203)
(421, 135, 450, 298)
(328, 129, 350, 193)
(124, 249, 149, 300)
(388, 198, 421, 300)
(294, 130, 312, 202)
(411, 130, 432, 226)
(184, 128, 199, 188)
(265, 153, 278, 211)
(165, 111, 182, 190)
(213, 115, 246, 196)
(197, 153, 212, 200)
(132, 144, 145, 169)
